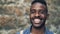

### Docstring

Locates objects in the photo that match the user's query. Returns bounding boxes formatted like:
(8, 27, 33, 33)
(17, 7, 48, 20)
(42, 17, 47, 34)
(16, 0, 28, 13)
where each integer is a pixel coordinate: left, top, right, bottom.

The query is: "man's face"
(30, 3, 48, 28)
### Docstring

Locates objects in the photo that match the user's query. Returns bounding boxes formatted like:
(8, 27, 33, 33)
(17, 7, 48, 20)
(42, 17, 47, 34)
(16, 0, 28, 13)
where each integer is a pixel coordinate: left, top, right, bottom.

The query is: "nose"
(35, 12, 39, 17)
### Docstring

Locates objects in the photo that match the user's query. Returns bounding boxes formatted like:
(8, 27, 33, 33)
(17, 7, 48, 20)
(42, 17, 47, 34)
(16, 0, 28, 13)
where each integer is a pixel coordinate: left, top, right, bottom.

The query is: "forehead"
(31, 2, 46, 10)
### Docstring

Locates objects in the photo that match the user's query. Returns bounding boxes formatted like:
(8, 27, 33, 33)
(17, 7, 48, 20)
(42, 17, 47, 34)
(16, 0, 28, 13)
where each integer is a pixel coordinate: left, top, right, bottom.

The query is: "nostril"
(35, 14, 39, 17)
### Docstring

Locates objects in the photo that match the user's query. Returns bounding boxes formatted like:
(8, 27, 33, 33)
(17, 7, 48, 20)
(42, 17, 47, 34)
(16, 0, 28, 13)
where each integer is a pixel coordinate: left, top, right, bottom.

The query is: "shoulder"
(46, 29, 54, 34)
(45, 30, 54, 34)
(16, 26, 31, 34)
(48, 31, 54, 34)
(16, 32, 20, 34)
(45, 27, 54, 34)
(16, 30, 24, 34)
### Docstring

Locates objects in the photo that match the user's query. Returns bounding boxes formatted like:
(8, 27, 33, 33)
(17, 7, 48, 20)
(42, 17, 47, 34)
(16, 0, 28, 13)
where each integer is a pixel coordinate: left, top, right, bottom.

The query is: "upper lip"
(34, 21, 42, 25)
(33, 18, 42, 20)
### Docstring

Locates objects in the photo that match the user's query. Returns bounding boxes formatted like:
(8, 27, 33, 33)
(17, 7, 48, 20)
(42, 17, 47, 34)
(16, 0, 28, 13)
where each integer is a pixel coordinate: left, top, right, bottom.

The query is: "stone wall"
(0, 0, 60, 34)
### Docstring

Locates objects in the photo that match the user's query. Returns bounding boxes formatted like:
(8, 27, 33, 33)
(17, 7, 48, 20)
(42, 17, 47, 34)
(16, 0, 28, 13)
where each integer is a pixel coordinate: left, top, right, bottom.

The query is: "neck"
(31, 26, 45, 34)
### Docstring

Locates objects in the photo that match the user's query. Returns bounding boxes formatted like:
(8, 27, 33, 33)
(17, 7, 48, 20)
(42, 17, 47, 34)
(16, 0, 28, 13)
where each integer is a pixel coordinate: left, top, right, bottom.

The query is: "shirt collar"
(23, 26, 53, 34)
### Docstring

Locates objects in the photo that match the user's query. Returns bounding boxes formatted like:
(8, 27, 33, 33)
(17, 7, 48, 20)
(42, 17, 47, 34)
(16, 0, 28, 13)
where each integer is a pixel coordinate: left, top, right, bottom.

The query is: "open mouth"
(34, 19, 41, 23)
(32, 18, 43, 24)
(32, 18, 44, 27)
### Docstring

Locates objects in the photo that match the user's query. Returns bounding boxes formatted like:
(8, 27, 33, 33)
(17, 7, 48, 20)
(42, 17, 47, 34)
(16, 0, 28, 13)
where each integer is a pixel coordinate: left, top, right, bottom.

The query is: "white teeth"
(34, 19, 40, 23)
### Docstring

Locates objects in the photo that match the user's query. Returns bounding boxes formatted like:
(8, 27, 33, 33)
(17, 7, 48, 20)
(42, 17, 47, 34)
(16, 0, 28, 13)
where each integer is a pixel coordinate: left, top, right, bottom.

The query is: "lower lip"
(34, 23, 41, 26)
(34, 23, 40, 25)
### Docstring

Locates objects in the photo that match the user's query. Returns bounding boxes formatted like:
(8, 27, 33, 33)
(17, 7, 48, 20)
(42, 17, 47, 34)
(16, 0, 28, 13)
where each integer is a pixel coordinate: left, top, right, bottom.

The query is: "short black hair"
(31, 0, 48, 13)
(31, 0, 47, 6)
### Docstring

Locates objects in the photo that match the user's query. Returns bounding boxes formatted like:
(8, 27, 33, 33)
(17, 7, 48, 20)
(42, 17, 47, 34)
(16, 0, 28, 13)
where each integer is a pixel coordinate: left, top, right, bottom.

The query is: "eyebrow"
(30, 8, 47, 13)
(30, 8, 45, 11)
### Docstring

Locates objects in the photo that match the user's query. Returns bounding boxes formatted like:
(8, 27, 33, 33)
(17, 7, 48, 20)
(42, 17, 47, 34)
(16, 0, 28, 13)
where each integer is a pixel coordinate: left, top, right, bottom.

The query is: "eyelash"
(39, 10, 46, 14)
(40, 11, 44, 13)
(31, 10, 35, 13)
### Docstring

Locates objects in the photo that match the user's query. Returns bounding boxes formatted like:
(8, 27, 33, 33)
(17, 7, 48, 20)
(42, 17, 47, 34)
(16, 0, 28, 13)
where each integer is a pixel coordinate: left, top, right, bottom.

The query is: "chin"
(32, 22, 45, 29)
(33, 24, 41, 27)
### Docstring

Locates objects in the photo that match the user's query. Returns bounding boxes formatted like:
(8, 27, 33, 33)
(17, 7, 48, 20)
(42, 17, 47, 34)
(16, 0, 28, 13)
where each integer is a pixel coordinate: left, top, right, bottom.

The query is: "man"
(16, 0, 54, 34)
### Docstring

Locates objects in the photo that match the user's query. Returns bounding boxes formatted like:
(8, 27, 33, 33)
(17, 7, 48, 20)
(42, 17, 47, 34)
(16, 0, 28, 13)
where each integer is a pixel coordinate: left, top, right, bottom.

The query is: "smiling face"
(30, 2, 48, 28)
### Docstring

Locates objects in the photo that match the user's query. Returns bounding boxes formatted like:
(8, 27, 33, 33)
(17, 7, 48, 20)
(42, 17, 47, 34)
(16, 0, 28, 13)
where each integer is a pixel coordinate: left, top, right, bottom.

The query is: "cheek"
(30, 14, 34, 18)
(40, 14, 46, 18)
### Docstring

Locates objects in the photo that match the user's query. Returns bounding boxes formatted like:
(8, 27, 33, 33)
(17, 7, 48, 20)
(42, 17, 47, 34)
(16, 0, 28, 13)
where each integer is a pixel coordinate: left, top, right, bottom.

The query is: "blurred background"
(0, 0, 60, 34)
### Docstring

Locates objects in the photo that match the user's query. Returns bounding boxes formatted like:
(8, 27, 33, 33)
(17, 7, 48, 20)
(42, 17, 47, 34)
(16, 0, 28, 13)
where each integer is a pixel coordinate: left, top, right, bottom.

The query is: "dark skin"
(30, 2, 49, 34)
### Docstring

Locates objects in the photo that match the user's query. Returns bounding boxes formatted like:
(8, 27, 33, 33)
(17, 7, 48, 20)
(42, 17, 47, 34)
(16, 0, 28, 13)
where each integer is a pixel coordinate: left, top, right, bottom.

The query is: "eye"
(40, 11, 44, 13)
(39, 10, 46, 14)
(30, 10, 35, 13)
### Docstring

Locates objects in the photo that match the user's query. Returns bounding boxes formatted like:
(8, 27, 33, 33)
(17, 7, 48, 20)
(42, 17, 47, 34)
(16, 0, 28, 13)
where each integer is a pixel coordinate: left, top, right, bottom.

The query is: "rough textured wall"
(0, 0, 60, 34)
